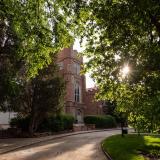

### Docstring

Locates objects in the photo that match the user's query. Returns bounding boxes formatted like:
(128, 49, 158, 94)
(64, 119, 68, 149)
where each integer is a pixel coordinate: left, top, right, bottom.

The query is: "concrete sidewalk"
(0, 128, 121, 154)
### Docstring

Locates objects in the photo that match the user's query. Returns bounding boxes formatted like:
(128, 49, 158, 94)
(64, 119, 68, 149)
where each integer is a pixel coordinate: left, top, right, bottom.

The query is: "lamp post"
(120, 64, 130, 137)
(120, 112, 128, 137)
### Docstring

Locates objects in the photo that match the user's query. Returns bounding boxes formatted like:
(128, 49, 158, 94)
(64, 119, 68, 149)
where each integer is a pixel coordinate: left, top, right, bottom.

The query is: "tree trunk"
(29, 114, 37, 136)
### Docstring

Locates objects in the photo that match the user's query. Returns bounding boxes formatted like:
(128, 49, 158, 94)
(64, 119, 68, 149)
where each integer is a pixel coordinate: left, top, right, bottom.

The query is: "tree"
(0, 0, 83, 134)
(15, 62, 66, 135)
(0, 1, 22, 111)
(73, 0, 160, 131)
(102, 101, 116, 116)
(0, 0, 79, 111)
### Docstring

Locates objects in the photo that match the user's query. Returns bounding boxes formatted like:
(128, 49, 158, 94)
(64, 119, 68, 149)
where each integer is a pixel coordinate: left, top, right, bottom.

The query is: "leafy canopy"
(0, 0, 79, 78)
(0, 0, 80, 110)
(74, 0, 160, 131)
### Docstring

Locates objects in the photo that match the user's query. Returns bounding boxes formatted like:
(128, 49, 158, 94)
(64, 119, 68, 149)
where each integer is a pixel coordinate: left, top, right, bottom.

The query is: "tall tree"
(74, 0, 160, 131)
(15, 62, 66, 135)
(0, 0, 79, 110)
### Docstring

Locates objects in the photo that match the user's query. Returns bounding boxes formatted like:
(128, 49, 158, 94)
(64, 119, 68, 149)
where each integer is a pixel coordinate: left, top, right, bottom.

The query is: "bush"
(38, 114, 74, 132)
(10, 114, 75, 133)
(84, 115, 117, 128)
(37, 114, 75, 132)
(60, 114, 75, 130)
(10, 116, 30, 131)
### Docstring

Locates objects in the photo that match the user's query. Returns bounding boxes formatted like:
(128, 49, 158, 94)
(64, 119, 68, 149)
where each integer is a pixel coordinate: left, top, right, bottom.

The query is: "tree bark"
(29, 113, 37, 136)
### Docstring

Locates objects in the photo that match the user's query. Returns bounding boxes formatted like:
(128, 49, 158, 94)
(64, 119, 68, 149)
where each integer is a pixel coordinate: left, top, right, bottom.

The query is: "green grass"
(102, 134, 160, 160)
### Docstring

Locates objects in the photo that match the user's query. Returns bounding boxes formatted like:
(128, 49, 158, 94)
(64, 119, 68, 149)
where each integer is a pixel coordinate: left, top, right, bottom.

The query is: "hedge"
(84, 115, 117, 128)
(38, 114, 75, 132)
(10, 114, 75, 132)
(10, 116, 30, 131)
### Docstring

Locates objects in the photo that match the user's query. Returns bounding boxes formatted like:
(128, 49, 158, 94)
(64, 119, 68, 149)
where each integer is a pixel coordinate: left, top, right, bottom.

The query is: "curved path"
(1, 130, 120, 160)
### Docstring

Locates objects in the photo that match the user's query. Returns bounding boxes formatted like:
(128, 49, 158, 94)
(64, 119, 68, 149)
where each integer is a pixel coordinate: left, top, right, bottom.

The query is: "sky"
(73, 39, 95, 88)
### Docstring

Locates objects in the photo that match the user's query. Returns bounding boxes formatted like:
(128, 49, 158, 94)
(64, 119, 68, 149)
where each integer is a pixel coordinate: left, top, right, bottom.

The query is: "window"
(67, 64, 72, 72)
(77, 64, 80, 75)
(74, 63, 76, 73)
(57, 62, 63, 70)
(74, 82, 81, 102)
(74, 63, 80, 75)
(71, 75, 74, 84)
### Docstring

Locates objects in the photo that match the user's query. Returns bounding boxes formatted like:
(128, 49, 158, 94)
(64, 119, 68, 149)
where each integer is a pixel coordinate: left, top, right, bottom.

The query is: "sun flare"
(121, 65, 130, 78)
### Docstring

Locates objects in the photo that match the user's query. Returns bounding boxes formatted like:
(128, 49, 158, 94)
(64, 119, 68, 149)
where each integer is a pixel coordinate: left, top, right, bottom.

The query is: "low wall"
(0, 128, 21, 138)
(73, 124, 95, 132)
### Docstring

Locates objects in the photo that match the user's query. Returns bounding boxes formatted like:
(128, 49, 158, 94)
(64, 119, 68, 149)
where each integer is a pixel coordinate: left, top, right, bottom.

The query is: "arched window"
(74, 82, 81, 102)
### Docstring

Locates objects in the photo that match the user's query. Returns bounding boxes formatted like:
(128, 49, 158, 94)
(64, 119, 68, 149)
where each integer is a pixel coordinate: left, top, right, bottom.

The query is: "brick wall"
(84, 88, 104, 115)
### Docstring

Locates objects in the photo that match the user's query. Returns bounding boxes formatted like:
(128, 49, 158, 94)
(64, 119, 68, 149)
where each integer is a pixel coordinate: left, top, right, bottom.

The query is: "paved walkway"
(0, 129, 121, 160)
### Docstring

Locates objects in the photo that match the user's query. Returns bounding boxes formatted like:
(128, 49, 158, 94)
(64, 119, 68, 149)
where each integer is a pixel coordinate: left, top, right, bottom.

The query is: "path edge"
(101, 140, 113, 160)
(1, 128, 121, 155)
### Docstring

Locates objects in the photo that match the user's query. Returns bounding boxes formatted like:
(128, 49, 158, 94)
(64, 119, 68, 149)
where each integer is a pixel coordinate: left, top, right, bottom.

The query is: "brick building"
(84, 88, 104, 115)
(57, 47, 104, 123)
(57, 46, 86, 123)
(0, 46, 104, 128)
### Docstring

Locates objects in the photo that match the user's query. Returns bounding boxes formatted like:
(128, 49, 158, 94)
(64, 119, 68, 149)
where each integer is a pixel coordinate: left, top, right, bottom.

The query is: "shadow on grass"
(140, 136, 160, 159)
(103, 134, 160, 160)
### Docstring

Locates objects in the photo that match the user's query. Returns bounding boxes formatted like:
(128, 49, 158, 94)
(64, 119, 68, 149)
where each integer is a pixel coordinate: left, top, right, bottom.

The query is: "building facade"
(57, 47, 104, 123)
(84, 88, 104, 115)
(0, 47, 105, 128)
(57, 47, 86, 123)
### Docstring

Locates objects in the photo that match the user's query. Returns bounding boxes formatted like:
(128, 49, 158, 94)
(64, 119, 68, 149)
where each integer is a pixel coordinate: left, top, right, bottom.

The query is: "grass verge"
(102, 134, 160, 160)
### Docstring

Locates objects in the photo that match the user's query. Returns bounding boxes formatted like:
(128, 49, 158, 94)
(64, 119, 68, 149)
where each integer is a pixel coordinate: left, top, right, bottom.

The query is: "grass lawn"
(102, 134, 160, 160)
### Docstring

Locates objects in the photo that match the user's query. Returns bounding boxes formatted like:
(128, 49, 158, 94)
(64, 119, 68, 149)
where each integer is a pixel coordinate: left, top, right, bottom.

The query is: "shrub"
(84, 115, 117, 128)
(37, 114, 75, 132)
(58, 114, 74, 130)
(10, 116, 30, 131)
(10, 114, 75, 133)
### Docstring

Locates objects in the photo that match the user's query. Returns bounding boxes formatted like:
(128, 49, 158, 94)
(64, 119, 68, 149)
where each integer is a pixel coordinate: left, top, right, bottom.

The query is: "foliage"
(14, 62, 66, 134)
(61, 114, 75, 130)
(1, 0, 76, 78)
(10, 114, 75, 133)
(38, 114, 75, 132)
(0, 1, 22, 111)
(10, 115, 30, 132)
(102, 134, 160, 160)
(1, 0, 84, 134)
(2, 0, 160, 133)
(0, 0, 80, 111)
(73, 0, 160, 132)
(117, 84, 160, 132)
(84, 115, 117, 128)
(102, 101, 116, 116)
